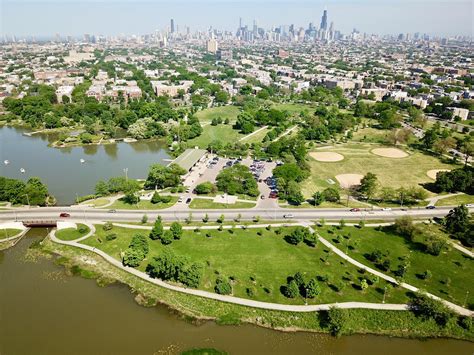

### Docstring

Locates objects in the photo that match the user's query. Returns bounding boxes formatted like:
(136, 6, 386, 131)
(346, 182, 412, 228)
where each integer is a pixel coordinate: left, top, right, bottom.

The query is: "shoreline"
(38, 237, 474, 342)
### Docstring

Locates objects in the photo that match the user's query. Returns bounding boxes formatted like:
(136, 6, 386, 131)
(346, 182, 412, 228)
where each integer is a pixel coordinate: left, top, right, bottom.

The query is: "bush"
(105, 233, 117, 241)
(195, 181, 216, 195)
(410, 294, 455, 327)
(326, 307, 349, 337)
(304, 233, 318, 247)
(102, 222, 113, 231)
(283, 279, 299, 298)
(284, 226, 311, 245)
(161, 231, 174, 245)
(214, 277, 232, 295)
(78, 226, 88, 234)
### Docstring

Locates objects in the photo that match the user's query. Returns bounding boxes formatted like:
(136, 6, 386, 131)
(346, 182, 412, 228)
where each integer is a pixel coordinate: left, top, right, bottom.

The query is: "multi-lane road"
(0, 205, 467, 224)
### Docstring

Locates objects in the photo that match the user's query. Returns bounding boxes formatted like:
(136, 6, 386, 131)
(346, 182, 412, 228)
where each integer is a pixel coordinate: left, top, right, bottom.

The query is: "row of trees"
(216, 164, 259, 197)
(149, 217, 183, 245)
(434, 167, 473, 195)
(0, 176, 50, 206)
(281, 272, 321, 299)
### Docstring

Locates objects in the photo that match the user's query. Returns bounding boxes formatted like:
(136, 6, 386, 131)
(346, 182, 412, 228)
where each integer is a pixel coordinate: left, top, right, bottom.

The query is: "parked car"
(178, 197, 184, 203)
(59, 212, 70, 218)
(186, 198, 192, 204)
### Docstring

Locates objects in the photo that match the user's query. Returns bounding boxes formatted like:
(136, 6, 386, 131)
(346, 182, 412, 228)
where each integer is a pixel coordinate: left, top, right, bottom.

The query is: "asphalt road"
(0, 205, 466, 223)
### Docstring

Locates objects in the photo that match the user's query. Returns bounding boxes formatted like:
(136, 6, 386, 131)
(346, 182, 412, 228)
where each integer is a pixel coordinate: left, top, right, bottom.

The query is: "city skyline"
(1, 0, 472, 38)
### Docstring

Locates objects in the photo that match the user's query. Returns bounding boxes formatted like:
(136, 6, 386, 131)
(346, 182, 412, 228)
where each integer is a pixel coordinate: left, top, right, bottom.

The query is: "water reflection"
(0, 126, 170, 204)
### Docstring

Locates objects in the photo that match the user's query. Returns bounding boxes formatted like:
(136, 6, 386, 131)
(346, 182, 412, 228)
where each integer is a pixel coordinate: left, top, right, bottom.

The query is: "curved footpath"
(301, 223, 473, 317)
(48, 222, 473, 316)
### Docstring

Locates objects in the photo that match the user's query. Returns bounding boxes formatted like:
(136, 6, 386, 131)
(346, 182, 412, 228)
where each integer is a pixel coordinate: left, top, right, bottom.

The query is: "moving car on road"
(59, 212, 70, 218)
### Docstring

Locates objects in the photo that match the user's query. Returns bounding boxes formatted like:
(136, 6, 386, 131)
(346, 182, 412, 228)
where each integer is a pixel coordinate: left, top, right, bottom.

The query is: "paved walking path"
(302, 223, 473, 317)
(48, 223, 409, 313)
(425, 193, 464, 207)
(48, 221, 473, 316)
(272, 125, 298, 142)
(239, 126, 268, 142)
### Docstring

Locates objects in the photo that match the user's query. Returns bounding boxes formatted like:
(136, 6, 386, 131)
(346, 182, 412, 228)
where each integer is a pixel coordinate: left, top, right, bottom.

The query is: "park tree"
(170, 222, 183, 240)
(444, 205, 470, 236)
(95, 180, 109, 196)
(322, 187, 340, 202)
(305, 278, 321, 298)
(214, 276, 232, 295)
(359, 172, 378, 200)
(285, 227, 311, 245)
(393, 216, 419, 241)
(150, 216, 164, 240)
(326, 307, 349, 337)
(285, 181, 305, 205)
(160, 231, 174, 245)
(284, 280, 300, 298)
(312, 191, 325, 206)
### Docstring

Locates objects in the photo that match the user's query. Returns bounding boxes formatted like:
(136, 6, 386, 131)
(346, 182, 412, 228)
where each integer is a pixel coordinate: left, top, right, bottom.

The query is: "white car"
(178, 197, 184, 203)
(381, 207, 392, 211)
(283, 214, 294, 219)
(466, 204, 474, 208)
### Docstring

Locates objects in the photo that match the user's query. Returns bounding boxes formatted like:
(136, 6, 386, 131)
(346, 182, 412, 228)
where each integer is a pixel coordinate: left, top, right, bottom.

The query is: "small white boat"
(3, 160, 9, 165)
(80, 159, 85, 164)
(20, 168, 25, 173)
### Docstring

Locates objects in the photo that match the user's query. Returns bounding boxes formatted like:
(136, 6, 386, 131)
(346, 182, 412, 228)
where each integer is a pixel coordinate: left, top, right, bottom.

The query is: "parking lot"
(180, 155, 278, 207)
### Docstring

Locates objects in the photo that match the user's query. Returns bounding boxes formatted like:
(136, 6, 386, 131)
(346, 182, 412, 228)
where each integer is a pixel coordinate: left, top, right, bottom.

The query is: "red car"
(59, 212, 70, 218)
(350, 208, 361, 212)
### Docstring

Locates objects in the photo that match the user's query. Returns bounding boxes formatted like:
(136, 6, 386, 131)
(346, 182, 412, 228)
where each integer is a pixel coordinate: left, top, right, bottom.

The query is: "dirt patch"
(371, 148, 408, 158)
(336, 174, 364, 188)
(427, 169, 450, 180)
(310, 152, 344, 162)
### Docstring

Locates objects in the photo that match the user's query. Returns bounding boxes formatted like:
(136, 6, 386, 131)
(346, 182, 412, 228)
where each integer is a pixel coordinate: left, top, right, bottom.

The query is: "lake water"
(0, 230, 472, 355)
(0, 127, 170, 205)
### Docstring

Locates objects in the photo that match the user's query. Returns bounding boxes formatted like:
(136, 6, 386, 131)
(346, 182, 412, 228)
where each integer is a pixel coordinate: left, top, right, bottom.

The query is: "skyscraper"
(320, 9, 328, 31)
(170, 19, 175, 33)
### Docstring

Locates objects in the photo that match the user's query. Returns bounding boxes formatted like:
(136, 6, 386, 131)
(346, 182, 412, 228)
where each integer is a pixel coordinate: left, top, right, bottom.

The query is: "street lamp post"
(24, 194, 30, 207)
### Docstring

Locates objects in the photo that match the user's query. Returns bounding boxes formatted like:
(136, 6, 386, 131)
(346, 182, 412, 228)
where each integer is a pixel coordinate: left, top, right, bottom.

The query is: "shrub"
(410, 294, 455, 327)
(283, 280, 299, 298)
(161, 231, 174, 245)
(102, 222, 113, 231)
(105, 233, 117, 241)
(327, 307, 349, 337)
(284, 226, 311, 245)
(215, 277, 232, 295)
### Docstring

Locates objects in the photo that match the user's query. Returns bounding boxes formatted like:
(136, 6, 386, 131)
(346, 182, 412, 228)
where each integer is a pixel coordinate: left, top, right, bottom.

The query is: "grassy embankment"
(39, 236, 474, 340)
(55, 224, 90, 241)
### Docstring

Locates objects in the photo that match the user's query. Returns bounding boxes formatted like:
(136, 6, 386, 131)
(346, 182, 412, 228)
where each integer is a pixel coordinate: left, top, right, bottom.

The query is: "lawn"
(435, 194, 474, 207)
(240, 127, 270, 144)
(302, 143, 457, 197)
(81, 197, 110, 207)
(102, 196, 178, 210)
(195, 106, 241, 123)
(81, 225, 408, 305)
(56, 224, 90, 241)
(317, 225, 474, 308)
(187, 124, 244, 149)
(0, 229, 22, 239)
(271, 103, 316, 117)
(351, 127, 390, 143)
(189, 198, 256, 209)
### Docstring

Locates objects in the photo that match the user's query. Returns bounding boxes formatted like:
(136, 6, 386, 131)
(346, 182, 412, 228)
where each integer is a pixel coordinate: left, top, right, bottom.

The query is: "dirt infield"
(310, 152, 344, 162)
(371, 148, 408, 158)
(427, 169, 450, 180)
(336, 174, 364, 188)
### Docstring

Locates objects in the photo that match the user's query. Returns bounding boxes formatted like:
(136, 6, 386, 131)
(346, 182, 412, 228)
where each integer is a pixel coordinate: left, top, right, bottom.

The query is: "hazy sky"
(1, 0, 473, 37)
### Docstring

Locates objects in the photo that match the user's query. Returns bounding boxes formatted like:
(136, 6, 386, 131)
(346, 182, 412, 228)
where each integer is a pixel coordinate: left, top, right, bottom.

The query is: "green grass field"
(302, 143, 456, 197)
(81, 225, 407, 305)
(0, 229, 22, 239)
(435, 194, 474, 207)
(103, 197, 178, 210)
(195, 106, 241, 123)
(271, 103, 316, 117)
(188, 125, 244, 149)
(240, 127, 270, 144)
(81, 197, 110, 207)
(56, 224, 90, 241)
(351, 127, 390, 143)
(317, 225, 474, 308)
(189, 198, 256, 209)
